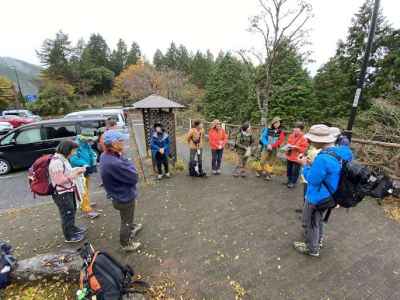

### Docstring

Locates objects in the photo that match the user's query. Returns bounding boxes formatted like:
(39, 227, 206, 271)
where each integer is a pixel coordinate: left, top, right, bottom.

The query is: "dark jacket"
(100, 152, 138, 203)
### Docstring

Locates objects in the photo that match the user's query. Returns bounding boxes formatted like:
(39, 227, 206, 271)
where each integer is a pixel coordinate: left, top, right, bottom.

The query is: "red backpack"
(28, 155, 55, 196)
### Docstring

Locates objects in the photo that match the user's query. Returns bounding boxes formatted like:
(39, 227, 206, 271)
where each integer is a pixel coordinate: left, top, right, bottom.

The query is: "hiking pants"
(155, 152, 169, 175)
(81, 176, 93, 213)
(287, 160, 301, 184)
(211, 149, 224, 171)
(189, 149, 203, 172)
(303, 201, 324, 253)
(112, 200, 136, 246)
(52, 192, 77, 240)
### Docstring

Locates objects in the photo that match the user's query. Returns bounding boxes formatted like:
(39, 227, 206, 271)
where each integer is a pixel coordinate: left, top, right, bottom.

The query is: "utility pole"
(346, 0, 380, 141)
(12, 67, 24, 108)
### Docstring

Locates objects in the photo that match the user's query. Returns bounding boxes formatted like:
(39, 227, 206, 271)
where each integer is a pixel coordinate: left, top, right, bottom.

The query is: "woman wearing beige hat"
(257, 117, 286, 180)
(293, 124, 352, 257)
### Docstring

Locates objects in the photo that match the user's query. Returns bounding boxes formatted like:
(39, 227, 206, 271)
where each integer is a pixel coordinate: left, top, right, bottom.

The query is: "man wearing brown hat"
(294, 124, 352, 257)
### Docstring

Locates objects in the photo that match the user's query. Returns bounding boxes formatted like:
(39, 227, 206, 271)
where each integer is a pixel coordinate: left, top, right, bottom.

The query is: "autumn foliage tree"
(0, 76, 16, 110)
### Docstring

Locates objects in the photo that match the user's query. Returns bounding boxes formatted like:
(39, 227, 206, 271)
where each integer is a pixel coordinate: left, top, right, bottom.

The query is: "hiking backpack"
(323, 151, 394, 208)
(28, 154, 55, 197)
(78, 243, 148, 300)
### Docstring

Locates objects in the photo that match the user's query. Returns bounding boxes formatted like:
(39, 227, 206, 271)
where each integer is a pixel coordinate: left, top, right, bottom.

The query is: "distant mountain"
(0, 57, 41, 96)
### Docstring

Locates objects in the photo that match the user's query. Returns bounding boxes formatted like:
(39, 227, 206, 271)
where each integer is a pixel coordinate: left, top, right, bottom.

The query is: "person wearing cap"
(70, 130, 100, 219)
(151, 123, 171, 180)
(98, 117, 118, 153)
(293, 124, 352, 257)
(100, 130, 142, 252)
(258, 117, 285, 180)
(285, 122, 309, 188)
(208, 119, 228, 175)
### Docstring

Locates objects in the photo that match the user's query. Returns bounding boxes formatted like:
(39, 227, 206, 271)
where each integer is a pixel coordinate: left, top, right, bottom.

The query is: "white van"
(65, 109, 127, 130)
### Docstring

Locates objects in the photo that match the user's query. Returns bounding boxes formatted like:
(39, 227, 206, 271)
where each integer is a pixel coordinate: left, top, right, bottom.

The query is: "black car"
(0, 117, 106, 175)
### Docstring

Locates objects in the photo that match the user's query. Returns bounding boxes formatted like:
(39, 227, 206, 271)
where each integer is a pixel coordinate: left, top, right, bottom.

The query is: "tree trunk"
(11, 249, 81, 282)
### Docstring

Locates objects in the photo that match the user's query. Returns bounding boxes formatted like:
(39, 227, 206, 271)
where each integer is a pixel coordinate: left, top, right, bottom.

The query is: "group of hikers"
(150, 117, 354, 257)
(47, 114, 355, 258)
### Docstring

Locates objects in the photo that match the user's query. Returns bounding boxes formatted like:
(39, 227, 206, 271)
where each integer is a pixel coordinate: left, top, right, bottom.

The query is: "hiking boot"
(131, 223, 143, 238)
(121, 241, 142, 252)
(293, 241, 320, 257)
(165, 173, 171, 178)
(74, 225, 88, 235)
(65, 233, 85, 243)
(85, 211, 100, 219)
(157, 174, 163, 180)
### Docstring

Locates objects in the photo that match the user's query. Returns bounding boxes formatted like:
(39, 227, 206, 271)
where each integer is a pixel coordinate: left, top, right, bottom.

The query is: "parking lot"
(0, 169, 103, 212)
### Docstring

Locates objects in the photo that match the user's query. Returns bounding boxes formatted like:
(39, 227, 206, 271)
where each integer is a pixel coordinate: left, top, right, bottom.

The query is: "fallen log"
(11, 249, 81, 282)
(8, 250, 146, 300)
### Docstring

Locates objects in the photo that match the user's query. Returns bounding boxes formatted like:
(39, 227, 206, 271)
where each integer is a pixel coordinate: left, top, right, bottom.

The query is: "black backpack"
(323, 150, 394, 208)
(0, 241, 16, 289)
(78, 243, 148, 300)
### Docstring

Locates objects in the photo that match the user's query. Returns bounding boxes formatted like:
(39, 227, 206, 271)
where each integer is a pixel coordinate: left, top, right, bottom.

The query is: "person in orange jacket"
(285, 122, 309, 188)
(208, 119, 228, 175)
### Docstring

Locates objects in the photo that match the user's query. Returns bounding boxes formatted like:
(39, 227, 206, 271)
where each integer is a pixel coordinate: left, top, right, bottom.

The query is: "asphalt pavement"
(0, 118, 143, 212)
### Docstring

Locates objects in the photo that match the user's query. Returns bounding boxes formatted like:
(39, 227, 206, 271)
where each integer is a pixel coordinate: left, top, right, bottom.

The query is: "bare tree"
(249, 0, 313, 125)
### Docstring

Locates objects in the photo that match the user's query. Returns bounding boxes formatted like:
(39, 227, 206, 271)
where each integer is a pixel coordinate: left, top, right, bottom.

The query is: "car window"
(0, 133, 16, 145)
(80, 121, 104, 136)
(42, 124, 77, 139)
(16, 128, 42, 144)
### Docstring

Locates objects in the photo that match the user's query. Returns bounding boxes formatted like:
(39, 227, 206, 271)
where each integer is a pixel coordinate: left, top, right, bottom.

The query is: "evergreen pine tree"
(314, 0, 392, 119)
(81, 33, 111, 69)
(126, 42, 142, 66)
(36, 30, 72, 80)
(110, 38, 128, 76)
(204, 53, 257, 123)
(153, 49, 165, 70)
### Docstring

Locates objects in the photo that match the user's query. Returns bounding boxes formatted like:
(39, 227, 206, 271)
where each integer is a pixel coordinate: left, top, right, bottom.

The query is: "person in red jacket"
(285, 122, 309, 188)
(208, 119, 228, 175)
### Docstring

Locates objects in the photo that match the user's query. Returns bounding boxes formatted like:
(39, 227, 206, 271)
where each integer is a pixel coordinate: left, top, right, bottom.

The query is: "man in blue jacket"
(294, 125, 353, 257)
(100, 130, 142, 252)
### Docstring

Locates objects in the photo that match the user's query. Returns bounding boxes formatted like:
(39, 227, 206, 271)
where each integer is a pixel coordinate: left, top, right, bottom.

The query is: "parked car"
(0, 117, 106, 175)
(65, 109, 127, 130)
(0, 122, 13, 135)
(0, 115, 35, 128)
(2, 110, 41, 121)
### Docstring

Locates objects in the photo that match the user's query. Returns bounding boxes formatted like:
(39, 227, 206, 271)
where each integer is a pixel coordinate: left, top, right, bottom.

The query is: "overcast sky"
(1, 0, 399, 73)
